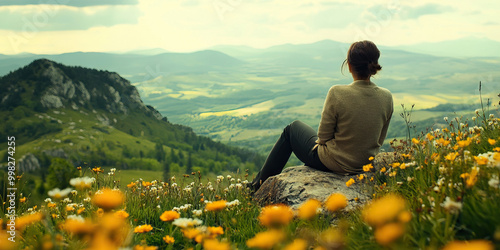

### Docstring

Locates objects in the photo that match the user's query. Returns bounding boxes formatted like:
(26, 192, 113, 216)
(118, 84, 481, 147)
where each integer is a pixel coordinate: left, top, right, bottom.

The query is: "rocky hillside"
(0, 59, 162, 119)
(0, 59, 264, 175)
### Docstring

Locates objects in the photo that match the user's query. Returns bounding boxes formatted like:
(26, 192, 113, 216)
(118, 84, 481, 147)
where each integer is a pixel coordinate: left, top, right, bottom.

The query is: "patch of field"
(117, 169, 164, 184)
(199, 100, 275, 117)
(230, 129, 282, 141)
(393, 94, 480, 110)
(292, 98, 324, 116)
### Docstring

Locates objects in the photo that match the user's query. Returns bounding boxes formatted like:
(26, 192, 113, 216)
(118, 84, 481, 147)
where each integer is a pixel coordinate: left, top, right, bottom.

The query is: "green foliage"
(46, 158, 78, 190)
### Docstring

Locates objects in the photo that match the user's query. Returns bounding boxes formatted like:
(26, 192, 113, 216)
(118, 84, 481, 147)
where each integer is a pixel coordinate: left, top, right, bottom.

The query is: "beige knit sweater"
(317, 80, 393, 174)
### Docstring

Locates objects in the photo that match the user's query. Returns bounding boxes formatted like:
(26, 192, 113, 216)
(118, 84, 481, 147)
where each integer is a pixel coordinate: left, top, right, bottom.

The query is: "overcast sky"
(0, 0, 498, 54)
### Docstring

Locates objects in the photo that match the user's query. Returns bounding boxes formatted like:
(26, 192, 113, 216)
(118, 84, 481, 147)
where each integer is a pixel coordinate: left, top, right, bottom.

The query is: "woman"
(251, 40, 393, 191)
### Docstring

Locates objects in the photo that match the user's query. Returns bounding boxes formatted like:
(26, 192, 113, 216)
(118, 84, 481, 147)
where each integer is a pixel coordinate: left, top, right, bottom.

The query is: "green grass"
(117, 169, 165, 184)
(3, 105, 500, 250)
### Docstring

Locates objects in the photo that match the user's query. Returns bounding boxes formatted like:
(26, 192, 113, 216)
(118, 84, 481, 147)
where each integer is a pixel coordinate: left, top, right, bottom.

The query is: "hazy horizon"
(0, 0, 499, 56)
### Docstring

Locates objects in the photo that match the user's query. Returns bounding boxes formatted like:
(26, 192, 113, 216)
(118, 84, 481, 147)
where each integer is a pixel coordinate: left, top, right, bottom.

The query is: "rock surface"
(18, 153, 41, 173)
(253, 152, 398, 210)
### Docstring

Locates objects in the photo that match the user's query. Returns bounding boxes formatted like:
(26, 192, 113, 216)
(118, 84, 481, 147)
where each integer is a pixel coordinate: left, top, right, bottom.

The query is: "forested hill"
(0, 59, 264, 179)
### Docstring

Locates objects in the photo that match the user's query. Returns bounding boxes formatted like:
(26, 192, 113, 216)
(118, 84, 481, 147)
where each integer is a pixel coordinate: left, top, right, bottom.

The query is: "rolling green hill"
(0, 59, 264, 202)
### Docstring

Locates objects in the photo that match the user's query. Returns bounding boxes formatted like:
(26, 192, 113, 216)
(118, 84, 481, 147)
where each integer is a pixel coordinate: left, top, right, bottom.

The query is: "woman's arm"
(378, 99, 393, 146)
(316, 86, 337, 145)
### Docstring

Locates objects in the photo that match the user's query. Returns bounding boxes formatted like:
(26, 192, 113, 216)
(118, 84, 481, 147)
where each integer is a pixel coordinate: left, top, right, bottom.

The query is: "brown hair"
(341, 40, 382, 79)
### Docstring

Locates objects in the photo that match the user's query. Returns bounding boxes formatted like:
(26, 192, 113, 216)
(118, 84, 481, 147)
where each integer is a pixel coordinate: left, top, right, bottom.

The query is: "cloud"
(0, 5, 142, 31)
(402, 4, 451, 19)
(367, 3, 451, 20)
(293, 4, 362, 30)
(0, 0, 138, 7)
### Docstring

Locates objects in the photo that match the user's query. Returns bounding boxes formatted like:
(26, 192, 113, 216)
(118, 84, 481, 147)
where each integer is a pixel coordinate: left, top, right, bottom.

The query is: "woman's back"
(317, 80, 393, 174)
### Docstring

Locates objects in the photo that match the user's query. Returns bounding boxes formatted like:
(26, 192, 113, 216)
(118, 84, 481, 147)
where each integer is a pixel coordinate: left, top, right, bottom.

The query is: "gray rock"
(42, 148, 68, 159)
(253, 166, 371, 211)
(40, 94, 64, 109)
(18, 153, 41, 172)
(253, 152, 398, 210)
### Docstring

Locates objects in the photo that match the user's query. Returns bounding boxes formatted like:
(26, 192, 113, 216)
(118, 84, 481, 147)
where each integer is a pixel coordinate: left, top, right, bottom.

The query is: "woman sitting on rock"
(251, 40, 393, 191)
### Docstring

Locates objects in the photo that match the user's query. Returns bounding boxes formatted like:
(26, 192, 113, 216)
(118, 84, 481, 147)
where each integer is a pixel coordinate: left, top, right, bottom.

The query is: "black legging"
(251, 120, 331, 191)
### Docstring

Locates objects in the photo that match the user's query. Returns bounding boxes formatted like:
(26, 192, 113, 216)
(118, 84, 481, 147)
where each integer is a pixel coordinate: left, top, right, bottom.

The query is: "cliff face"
(0, 59, 162, 120)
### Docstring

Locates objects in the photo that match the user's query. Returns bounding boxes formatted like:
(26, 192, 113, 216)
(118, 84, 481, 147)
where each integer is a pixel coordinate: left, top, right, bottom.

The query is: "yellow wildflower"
(466, 167, 479, 188)
(284, 238, 308, 250)
(445, 152, 459, 161)
(374, 222, 405, 246)
(47, 202, 57, 208)
(362, 194, 406, 227)
(160, 211, 181, 222)
(92, 188, 125, 210)
(114, 210, 129, 219)
(380, 167, 386, 173)
(368, 156, 374, 161)
(345, 178, 355, 187)
(133, 245, 157, 250)
(96, 208, 104, 217)
(207, 226, 224, 236)
(19, 197, 26, 203)
(127, 182, 137, 188)
(182, 228, 201, 239)
(391, 162, 401, 168)
(493, 147, 500, 152)
(142, 181, 153, 188)
(457, 138, 472, 148)
(488, 138, 496, 145)
(163, 235, 175, 244)
(258, 204, 294, 227)
(363, 163, 373, 172)
(246, 229, 285, 249)
(92, 167, 104, 173)
(426, 133, 435, 141)
(134, 224, 153, 233)
(412, 138, 420, 145)
(63, 217, 95, 235)
(324, 193, 347, 213)
(436, 138, 451, 147)
(474, 156, 489, 165)
(358, 174, 365, 181)
(15, 212, 43, 230)
(297, 199, 321, 220)
(0, 231, 18, 249)
(399, 163, 407, 170)
(77, 207, 85, 215)
(204, 239, 231, 250)
(205, 200, 227, 212)
(398, 211, 412, 223)
(66, 205, 75, 212)
(442, 239, 494, 250)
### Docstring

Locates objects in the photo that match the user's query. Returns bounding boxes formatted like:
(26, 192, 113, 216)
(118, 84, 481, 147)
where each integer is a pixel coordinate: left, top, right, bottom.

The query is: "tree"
(155, 143, 166, 162)
(170, 148, 179, 163)
(163, 161, 170, 182)
(47, 158, 78, 190)
(186, 152, 193, 174)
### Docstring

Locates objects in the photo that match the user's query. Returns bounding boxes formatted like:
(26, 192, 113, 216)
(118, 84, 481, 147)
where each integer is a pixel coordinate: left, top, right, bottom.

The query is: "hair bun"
(368, 61, 382, 75)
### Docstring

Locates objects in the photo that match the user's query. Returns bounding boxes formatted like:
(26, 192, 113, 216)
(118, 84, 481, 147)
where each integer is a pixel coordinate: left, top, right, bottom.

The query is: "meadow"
(2, 107, 499, 250)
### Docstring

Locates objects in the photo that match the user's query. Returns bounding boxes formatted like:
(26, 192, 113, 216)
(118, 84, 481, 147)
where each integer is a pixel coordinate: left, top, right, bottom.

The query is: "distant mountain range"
(0, 50, 243, 80)
(0, 39, 498, 155)
(391, 37, 500, 58)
